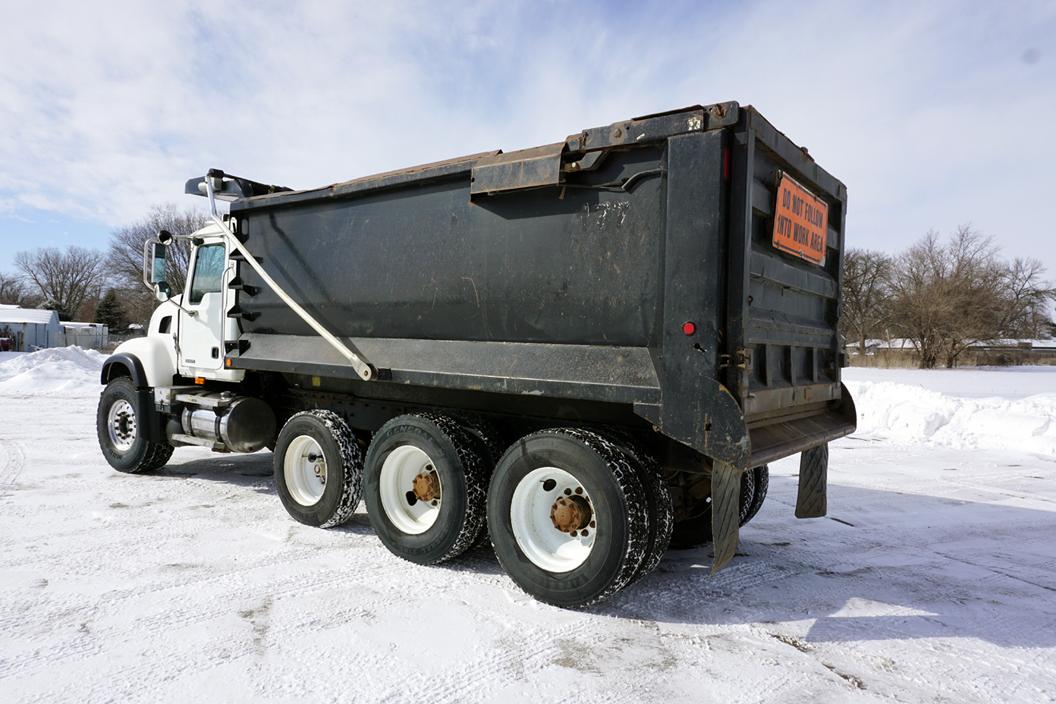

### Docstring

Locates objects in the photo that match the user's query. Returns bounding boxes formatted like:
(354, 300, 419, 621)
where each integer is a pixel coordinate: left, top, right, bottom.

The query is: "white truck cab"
(110, 224, 245, 389)
(172, 228, 244, 383)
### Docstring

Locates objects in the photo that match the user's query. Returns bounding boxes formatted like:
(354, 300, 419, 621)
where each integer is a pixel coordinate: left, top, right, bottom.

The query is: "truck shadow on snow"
(604, 475, 1056, 649)
(153, 456, 1056, 647)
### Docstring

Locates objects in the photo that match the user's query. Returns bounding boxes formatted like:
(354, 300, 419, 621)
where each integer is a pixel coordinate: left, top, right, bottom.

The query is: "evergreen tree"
(94, 289, 127, 331)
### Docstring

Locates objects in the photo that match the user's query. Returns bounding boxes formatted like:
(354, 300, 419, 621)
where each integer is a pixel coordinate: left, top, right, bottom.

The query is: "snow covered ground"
(1, 351, 1055, 703)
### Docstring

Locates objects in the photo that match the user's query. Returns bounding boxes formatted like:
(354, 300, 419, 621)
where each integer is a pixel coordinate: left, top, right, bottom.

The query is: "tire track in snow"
(392, 607, 646, 704)
(0, 551, 484, 682)
(24, 556, 501, 703)
(0, 438, 26, 498)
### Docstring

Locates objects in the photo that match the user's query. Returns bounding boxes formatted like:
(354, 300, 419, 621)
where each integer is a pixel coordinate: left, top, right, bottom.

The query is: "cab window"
(188, 244, 226, 304)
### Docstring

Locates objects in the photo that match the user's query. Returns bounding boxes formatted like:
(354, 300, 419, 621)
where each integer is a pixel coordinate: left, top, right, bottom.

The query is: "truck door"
(178, 241, 228, 372)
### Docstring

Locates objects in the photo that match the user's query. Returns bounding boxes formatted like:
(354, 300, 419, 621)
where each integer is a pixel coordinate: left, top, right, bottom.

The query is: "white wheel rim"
(106, 399, 137, 452)
(284, 435, 327, 506)
(379, 445, 442, 535)
(510, 466, 597, 573)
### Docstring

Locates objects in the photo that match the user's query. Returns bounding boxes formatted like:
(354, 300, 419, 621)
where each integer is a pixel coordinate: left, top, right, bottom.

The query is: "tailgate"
(725, 109, 855, 464)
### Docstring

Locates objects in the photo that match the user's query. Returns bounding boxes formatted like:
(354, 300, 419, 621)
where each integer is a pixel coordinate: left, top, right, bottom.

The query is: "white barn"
(0, 305, 63, 351)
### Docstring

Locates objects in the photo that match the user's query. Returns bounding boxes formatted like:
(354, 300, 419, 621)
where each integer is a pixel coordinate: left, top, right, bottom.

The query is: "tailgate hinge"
(719, 347, 752, 370)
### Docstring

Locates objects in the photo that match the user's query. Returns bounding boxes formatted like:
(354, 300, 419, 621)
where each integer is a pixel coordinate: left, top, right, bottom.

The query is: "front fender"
(101, 336, 177, 389)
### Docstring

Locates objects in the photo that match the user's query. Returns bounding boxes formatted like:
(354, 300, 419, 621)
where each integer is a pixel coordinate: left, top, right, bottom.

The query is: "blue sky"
(1, 0, 1054, 274)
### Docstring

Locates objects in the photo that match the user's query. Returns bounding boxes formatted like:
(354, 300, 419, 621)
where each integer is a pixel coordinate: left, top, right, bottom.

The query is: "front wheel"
(96, 377, 173, 473)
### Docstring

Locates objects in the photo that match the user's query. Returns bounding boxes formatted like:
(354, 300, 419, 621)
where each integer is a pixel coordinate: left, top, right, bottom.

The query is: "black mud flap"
(710, 459, 743, 573)
(795, 444, 829, 518)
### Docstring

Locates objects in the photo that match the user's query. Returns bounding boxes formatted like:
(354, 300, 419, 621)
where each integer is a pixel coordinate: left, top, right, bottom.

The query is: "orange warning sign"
(772, 173, 828, 265)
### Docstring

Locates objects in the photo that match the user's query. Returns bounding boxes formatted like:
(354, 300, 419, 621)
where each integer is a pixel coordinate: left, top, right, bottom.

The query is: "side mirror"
(153, 281, 172, 303)
(143, 238, 170, 294)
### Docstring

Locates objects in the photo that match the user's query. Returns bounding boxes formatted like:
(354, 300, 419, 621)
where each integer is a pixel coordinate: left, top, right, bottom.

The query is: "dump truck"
(96, 101, 856, 607)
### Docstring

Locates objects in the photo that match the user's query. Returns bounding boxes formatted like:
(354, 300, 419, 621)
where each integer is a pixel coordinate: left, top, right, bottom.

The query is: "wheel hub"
(412, 468, 441, 503)
(511, 466, 598, 572)
(106, 399, 138, 452)
(379, 445, 443, 534)
(284, 436, 328, 507)
(550, 494, 592, 534)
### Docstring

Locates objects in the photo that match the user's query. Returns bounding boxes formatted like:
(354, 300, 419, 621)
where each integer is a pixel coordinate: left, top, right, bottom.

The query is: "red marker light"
(681, 321, 696, 336)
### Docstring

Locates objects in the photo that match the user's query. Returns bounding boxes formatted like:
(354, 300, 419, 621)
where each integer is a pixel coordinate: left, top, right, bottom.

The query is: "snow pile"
(847, 379, 1056, 455)
(0, 347, 105, 396)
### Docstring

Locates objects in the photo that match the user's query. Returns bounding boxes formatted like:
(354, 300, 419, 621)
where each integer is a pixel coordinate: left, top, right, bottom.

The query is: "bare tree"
(887, 225, 1054, 368)
(107, 203, 208, 324)
(841, 249, 892, 355)
(887, 231, 948, 368)
(933, 226, 1004, 367)
(0, 272, 28, 306)
(14, 246, 107, 321)
(995, 257, 1055, 339)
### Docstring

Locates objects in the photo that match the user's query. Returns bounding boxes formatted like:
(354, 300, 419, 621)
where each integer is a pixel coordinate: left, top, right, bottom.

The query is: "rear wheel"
(96, 377, 173, 473)
(670, 465, 768, 549)
(606, 436, 673, 584)
(454, 414, 504, 549)
(487, 428, 649, 608)
(742, 465, 769, 525)
(274, 410, 363, 528)
(363, 413, 488, 564)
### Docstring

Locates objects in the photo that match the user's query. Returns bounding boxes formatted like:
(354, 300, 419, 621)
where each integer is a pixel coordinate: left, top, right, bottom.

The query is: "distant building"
(0, 305, 63, 351)
(0, 305, 108, 351)
(846, 337, 1056, 366)
(61, 322, 109, 350)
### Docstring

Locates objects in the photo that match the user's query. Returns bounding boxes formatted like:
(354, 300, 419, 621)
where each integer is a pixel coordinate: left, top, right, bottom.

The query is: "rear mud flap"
(710, 459, 742, 573)
(795, 444, 828, 518)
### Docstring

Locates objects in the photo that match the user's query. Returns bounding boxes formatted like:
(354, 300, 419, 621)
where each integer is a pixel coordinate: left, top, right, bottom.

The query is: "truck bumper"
(746, 383, 857, 468)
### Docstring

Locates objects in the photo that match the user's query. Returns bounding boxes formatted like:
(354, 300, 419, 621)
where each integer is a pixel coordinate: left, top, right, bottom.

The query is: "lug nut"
(574, 487, 583, 495)
(580, 529, 589, 537)
(564, 488, 572, 496)
(570, 530, 578, 537)
(589, 520, 596, 528)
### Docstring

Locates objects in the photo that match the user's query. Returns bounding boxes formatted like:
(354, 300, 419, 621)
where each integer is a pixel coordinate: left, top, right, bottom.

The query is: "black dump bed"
(226, 101, 855, 470)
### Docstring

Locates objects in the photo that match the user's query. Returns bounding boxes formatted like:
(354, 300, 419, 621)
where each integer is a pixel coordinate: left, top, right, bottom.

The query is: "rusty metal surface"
(413, 470, 441, 503)
(233, 102, 741, 210)
(231, 151, 501, 211)
(565, 102, 738, 153)
(550, 495, 592, 534)
(470, 143, 565, 195)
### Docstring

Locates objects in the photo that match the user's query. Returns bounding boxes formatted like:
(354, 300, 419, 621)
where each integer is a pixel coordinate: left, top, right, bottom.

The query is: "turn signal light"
(681, 321, 696, 336)
(194, 377, 206, 385)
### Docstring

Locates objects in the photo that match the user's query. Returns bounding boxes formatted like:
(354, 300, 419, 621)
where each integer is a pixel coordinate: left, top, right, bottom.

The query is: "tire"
(96, 377, 173, 473)
(741, 465, 769, 526)
(605, 435, 673, 584)
(487, 428, 650, 608)
(669, 467, 757, 550)
(274, 410, 363, 528)
(453, 414, 505, 549)
(363, 413, 488, 564)
(456, 414, 505, 468)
